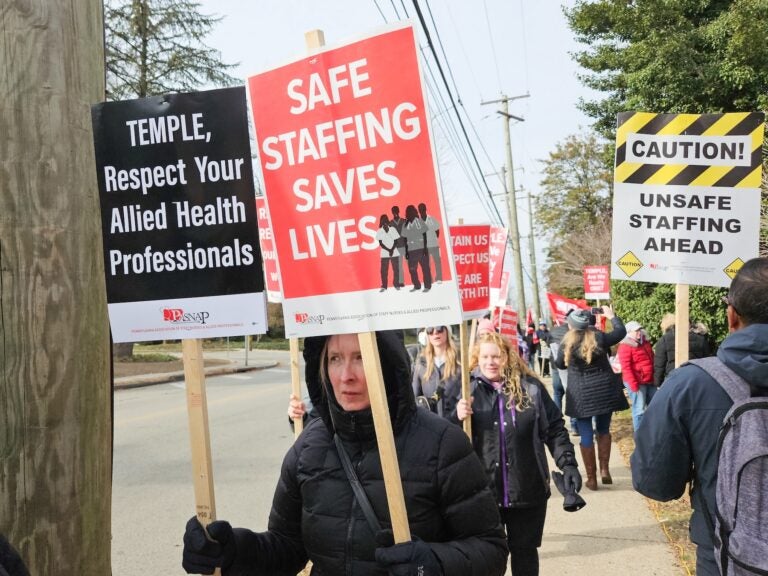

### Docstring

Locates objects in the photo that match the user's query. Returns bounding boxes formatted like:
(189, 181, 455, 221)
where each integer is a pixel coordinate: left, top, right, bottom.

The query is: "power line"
(410, 0, 503, 224)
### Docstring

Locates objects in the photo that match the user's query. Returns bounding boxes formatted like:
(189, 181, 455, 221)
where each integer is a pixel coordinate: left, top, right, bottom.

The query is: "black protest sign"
(92, 87, 263, 304)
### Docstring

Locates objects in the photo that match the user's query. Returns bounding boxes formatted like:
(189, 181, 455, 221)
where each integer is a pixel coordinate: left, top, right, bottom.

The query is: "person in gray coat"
(554, 306, 627, 490)
(631, 257, 768, 576)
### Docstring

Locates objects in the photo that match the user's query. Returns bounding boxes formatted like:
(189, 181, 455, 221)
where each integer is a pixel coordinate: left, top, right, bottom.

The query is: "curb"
(113, 361, 279, 390)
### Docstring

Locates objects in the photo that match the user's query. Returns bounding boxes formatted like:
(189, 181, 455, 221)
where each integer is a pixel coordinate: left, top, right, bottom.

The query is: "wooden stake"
(674, 284, 690, 368)
(358, 332, 411, 543)
(459, 320, 472, 438)
(304, 26, 409, 544)
(289, 337, 303, 437)
(182, 338, 221, 576)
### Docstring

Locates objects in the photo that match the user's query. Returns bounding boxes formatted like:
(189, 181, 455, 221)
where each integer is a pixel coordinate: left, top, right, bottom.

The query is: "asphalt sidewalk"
(115, 348, 683, 575)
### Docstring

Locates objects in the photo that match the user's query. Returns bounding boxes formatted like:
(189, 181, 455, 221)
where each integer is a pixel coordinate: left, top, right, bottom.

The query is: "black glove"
(182, 516, 236, 575)
(562, 464, 582, 493)
(375, 532, 443, 576)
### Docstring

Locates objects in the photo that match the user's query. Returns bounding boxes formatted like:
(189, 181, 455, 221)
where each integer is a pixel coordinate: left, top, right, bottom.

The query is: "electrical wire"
(409, 0, 503, 224)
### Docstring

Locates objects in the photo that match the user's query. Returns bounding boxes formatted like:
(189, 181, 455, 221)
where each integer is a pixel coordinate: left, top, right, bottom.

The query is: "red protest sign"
(497, 306, 519, 348)
(583, 265, 610, 300)
(450, 225, 491, 318)
(495, 270, 510, 306)
(248, 23, 462, 336)
(255, 196, 282, 303)
(489, 227, 507, 289)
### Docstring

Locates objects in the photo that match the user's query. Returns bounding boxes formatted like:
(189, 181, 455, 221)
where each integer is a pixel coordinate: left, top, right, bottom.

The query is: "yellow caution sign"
(615, 112, 764, 188)
(616, 251, 643, 277)
(724, 258, 745, 280)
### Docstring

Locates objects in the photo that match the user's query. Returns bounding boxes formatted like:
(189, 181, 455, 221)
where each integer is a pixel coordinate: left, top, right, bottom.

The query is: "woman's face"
(327, 334, 370, 411)
(478, 342, 505, 381)
(427, 326, 447, 346)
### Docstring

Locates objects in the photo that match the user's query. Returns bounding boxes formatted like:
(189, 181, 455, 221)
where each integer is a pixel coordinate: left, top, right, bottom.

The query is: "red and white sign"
(497, 306, 519, 348)
(547, 292, 588, 326)
(248, 23, 462, 336)
(488, 227, 508, 304)
(255, 195, 282, 303)
(495, 270, 510, 306)
(450, 224, 492, 319)
(583, 265, 610, 300)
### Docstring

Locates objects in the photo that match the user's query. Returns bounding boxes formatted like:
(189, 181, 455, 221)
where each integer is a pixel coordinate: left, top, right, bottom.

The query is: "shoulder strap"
(688, 357, 750, 403)
(333, 434, 382, 534)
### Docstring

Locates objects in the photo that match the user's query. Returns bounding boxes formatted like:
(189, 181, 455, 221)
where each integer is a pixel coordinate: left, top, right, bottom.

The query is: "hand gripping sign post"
(91, 88, 268, 552)
(612, 112, 764, 365)
(248, 23, 462, 543)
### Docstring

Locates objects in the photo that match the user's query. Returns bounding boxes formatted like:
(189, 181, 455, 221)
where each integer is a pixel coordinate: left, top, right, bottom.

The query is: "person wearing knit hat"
(617, 321, 655, 432)
(477, 318, 496, 335)
(554, 305, 628, 490)
(566, 309, 591, 331)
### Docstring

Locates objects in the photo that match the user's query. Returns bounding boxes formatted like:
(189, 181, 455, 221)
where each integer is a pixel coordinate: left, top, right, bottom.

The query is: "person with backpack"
(631, 257, 768, 576)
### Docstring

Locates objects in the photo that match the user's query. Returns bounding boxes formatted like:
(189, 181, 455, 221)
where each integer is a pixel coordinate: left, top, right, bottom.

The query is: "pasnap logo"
(164, 308, 183, 321)
(162, 308, 210, 325)
(294, 312, 325, 325)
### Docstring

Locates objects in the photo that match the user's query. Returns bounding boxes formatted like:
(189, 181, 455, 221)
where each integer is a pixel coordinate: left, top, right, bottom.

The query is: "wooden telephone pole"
(0, 2, 112, 574)
(481, 93, 530, 318)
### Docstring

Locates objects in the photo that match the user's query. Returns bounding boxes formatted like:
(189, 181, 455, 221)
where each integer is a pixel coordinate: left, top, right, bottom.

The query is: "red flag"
(525, 308, 534, 328)
(546, 292, 588, 326)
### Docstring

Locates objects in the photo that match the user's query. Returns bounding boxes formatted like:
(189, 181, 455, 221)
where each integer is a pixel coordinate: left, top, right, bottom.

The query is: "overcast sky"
(197, 0, 597, 301)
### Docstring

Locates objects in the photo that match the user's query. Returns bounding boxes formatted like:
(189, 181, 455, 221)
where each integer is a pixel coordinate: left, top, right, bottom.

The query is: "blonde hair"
(470, 332, 533, 412)
(561, 328, 599, 366)
(660, 313, 675, 333)
(423, 327, 459, 382)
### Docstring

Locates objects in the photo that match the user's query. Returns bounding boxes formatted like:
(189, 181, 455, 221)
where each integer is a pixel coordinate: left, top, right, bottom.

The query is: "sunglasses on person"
(722, 294, 739, 314)
(426, 326, 446, 335)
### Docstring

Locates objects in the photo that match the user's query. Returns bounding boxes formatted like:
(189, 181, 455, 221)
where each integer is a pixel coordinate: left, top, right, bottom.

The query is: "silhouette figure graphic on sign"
(375, 214, 401, 291)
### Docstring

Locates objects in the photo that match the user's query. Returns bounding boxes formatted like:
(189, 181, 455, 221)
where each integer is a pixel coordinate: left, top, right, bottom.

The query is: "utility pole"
(527, 189, 542, 321)
(481, 93, 529, 318)
(1, 2, 111, 574)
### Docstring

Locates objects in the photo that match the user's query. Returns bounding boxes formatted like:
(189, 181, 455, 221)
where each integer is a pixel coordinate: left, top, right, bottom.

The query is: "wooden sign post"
(182, 338, 221, 576)
(289, 337, 303, 437)
(358, 332, 411, 543)
(459, 320, 472, 438)
(674, 284, 690, 368)
(305, 28, 409, 543)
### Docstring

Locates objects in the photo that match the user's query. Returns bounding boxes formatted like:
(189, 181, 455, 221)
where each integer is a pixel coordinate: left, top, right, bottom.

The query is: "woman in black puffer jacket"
(554, 307, 628, 492)
(183, 331, 508, 576)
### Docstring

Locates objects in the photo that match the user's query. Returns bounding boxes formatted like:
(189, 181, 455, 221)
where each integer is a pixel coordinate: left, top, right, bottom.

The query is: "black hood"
(303, 331, 415, 442)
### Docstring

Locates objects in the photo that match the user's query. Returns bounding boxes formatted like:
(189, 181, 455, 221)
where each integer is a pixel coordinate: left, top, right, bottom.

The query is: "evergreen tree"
(105, 0, 239, 100)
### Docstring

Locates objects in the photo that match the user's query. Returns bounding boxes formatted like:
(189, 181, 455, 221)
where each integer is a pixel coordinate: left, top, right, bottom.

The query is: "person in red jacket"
(617, 321, 655, 432)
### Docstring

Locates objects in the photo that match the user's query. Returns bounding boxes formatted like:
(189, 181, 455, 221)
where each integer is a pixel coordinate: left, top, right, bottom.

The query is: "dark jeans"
(551, 369, 564, 413)
(379, 256, 400, 288)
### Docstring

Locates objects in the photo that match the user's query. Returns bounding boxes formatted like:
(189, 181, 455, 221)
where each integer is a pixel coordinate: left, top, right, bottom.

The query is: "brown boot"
(597, 433, 613, 484)
(579, 445, 598, 490)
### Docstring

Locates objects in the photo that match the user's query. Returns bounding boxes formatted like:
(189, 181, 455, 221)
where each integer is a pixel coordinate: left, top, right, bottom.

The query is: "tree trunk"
(0, 2, 112, 574)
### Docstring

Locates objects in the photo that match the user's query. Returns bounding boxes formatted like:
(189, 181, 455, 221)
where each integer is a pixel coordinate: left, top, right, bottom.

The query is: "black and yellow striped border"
(615, 112, 764, 187)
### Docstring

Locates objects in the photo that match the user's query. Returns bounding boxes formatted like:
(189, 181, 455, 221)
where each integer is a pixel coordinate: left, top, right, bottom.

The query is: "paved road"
(112, 363, 298, 575)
